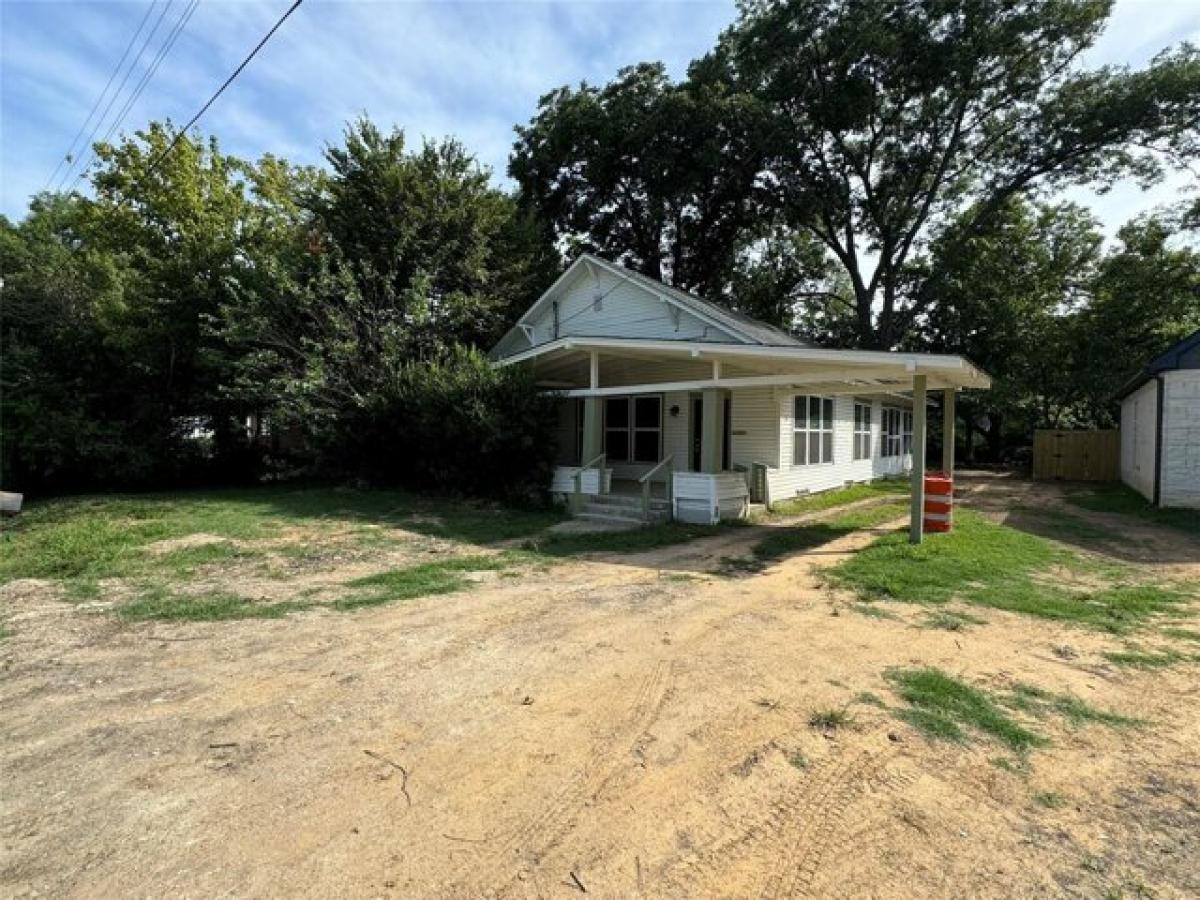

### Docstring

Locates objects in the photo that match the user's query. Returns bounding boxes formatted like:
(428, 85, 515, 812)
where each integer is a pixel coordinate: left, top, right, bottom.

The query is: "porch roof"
(497, 336, 991, 396)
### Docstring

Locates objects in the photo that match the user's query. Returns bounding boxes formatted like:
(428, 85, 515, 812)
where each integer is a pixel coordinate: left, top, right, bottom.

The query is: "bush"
(328, 345, 560, 503)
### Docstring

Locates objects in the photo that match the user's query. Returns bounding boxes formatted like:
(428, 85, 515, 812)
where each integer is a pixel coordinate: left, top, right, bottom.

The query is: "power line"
(42, 0, 159, 192)
(99, 0, 200, 149)
(71, 0, 201, 191)
(56, 0, 176, 191)
(135, 0, 304, 189)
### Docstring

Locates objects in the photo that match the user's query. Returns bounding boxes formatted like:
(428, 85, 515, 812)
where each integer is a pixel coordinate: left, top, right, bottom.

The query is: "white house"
(490, 254, 991, 539)
(1118, 328, 1200, 508)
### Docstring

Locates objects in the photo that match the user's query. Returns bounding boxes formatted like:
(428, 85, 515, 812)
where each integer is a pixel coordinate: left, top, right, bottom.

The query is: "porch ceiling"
(505, 337, 991, 395)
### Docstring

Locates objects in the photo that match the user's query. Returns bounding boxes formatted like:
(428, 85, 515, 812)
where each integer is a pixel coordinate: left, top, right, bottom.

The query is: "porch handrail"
(639, 454, 675, 522)
(571, 452, 607, 513)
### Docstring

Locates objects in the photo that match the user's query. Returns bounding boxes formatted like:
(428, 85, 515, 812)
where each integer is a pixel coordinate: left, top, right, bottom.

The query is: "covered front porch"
(503, 337, 990, 540)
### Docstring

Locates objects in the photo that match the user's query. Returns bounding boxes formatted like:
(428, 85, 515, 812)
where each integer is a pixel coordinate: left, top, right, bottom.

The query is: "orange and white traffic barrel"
(923, 472, 953, 533)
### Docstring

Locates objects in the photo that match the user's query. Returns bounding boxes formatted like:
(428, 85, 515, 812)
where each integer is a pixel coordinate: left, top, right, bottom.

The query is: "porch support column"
(910, 374, 927, 544)
(942, 388, 956, 477)
(701, 388, 724, 473)
(581, 350, 603, 463)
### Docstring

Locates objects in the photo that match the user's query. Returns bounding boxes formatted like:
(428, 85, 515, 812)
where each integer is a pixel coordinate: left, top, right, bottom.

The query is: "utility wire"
(71, 0, 200, 190)
(134, 0, 304, 189)
(56, 0, 175, 191)
(99, 0, 200, 149)
(42, 0, 159, 192)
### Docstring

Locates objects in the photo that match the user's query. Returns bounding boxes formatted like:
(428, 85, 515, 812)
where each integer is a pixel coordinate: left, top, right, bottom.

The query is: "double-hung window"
(603, 395, 662, 463)
(793, 395, 834, 465)
(901, 410, 914, 455)
(853, 402, 872, 460)
(882, 408, 902, 458)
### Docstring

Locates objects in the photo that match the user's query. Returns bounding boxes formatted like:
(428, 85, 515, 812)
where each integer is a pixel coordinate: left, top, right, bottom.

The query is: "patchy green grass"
(1016, 507, 1117, 541)
(808, 707, 854, 730)
(1065, 485, 1200, 536)
(788, 751, 809, 770)
(1162, 626, 1200, 644)
(854, 691, 887, 708)
(527, 521, 732, 558)
(827, 511, 1191, 632)
(336, 554, 520, 610)
(768, 479, 909, 517)
(885, 668, 1047, 752)
(990, 756, 1029, 775)
(0, 487, 563, 588)
(1006, 683, 1140, 728)
(922, 609, 986, 631)
(118, 585, 310, 622)
(1033, 790, 1066, 809)
(722, 503, 909, 575)
(1102, 648, 1188, 670)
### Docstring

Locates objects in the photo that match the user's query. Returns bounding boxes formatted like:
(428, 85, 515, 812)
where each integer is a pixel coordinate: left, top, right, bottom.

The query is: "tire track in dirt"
(664, 735, 911, 899)
(435, 658, 676, 898)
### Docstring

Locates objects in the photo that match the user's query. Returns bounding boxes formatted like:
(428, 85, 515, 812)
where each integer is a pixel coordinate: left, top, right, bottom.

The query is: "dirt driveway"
(3, 475, 1199, 898)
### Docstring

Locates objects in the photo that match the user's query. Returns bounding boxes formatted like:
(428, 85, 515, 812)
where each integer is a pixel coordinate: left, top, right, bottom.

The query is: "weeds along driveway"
(2, 483, 1199, 898)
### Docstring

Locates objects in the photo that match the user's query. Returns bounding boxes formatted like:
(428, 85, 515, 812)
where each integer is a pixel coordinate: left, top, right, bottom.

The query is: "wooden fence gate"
(1032, 430, 1120, 482)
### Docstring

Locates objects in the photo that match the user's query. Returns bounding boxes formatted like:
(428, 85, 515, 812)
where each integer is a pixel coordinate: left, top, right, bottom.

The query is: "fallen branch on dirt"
(442, 833, 488, 844)
(208, 742, 239, 749)
(363, 749, 412, 807)
(568, 871, 587, 893)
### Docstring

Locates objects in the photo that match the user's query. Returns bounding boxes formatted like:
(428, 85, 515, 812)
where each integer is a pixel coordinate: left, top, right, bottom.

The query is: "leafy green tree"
(220, 118, 558, 474)
(696, 0, 1200, 347)
(921, 197, 1104, 457)
(0, 197, 139, 488)
(511, 61, 772, 301)
(1074, 216, 1200, 423)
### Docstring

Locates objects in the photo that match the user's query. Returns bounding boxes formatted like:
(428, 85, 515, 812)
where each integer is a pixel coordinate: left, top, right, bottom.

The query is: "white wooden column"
(910, 374, 927, 544)
(942, 388, 956, 477)
(700, 388, 724, 473)
(581, 351, 602, 462)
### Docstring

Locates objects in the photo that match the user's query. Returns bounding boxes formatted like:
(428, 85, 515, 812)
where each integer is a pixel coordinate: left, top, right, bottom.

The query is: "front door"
(691, 395, 732, 471)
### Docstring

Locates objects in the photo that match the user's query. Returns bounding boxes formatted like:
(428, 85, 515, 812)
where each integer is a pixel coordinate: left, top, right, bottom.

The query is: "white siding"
(1160, 370, 1200, 508)
(767, 394, 909, 501)
(729, 388, 780, 471)
(524, 268, 742, 347)
(1119, 379, 1158, 502)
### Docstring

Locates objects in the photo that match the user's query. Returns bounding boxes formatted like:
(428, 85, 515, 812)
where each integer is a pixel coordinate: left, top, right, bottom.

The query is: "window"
(853, 402, 872, 460)
(603, 395, 662, 463)
(793, 395, 834, 465)
(882, 408, 914, 458)
(882, 407, 902, 458)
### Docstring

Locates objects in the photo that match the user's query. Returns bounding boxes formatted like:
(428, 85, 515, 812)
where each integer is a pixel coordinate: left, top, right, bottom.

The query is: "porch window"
(882, 407, 913, 458)
(793, 395, 834, 465)
(604, 395, 662, 463)
(853, 402, 872, 460)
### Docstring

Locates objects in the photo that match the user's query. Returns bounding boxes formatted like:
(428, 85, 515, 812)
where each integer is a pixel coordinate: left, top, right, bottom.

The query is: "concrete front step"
(576, 510, 670, 526)
(584, 494, 670, 511)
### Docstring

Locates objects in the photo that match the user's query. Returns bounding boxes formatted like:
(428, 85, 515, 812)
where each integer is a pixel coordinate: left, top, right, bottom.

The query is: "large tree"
(920, 197, 1104, 457)
(511, 62, 781, 301)
(717, 0, 1200, 348)
(220, 119, 557, 456)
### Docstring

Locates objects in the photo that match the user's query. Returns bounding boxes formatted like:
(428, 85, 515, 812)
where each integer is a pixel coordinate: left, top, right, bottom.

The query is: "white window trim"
(853, 401, 873, 461)
(793, 394, 835, 467)
(882, 407, 903, 459)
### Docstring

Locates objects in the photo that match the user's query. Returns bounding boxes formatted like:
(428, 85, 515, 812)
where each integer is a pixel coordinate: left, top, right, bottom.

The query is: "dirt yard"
(3, 474, 1199, 899)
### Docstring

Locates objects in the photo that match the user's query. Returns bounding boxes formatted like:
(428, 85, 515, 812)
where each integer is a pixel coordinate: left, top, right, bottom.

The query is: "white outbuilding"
(1118, 328, 1200, 508)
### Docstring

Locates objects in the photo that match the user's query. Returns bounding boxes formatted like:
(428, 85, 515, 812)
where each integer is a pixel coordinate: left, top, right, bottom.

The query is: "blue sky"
(2, 0, 1198, 230)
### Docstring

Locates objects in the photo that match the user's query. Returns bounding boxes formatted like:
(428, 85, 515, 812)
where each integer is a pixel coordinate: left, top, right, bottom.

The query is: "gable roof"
(1116, 327, 1200, 399)
(490, 253, 810, 360)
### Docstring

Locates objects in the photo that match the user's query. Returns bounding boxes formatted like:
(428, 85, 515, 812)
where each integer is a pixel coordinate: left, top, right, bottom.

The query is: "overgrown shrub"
(327, 345, 560, 503)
